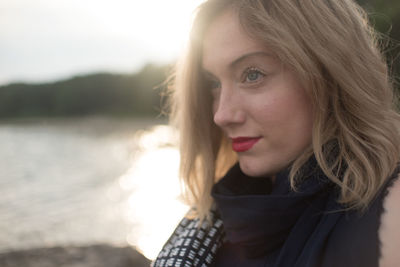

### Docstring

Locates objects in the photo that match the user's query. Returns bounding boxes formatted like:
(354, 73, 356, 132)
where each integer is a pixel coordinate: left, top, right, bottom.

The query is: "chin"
(238, 161, 277, 178)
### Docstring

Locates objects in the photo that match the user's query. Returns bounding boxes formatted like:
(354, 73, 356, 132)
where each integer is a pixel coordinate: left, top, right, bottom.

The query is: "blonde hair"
(169, 0, 400, 220)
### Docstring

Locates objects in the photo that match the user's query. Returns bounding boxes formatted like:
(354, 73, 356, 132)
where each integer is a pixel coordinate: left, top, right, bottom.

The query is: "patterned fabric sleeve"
(151, 208, 225, 267)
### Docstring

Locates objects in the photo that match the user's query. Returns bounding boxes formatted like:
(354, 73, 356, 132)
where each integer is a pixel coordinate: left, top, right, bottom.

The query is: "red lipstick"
(231, 137, 261, 152)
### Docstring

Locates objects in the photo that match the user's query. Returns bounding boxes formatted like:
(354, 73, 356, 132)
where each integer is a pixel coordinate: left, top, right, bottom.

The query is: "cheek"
(211, 89, 221, 114)
(212, 97, 219, 119)
(280, 90, 314, 147)
(254, 88, 313, 135)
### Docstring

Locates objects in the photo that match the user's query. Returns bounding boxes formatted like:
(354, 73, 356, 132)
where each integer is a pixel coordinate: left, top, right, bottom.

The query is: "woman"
(153, 0, 400, 266)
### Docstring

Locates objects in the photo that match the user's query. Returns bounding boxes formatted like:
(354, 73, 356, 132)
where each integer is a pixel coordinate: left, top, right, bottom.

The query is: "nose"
(213, 86, 245, 127)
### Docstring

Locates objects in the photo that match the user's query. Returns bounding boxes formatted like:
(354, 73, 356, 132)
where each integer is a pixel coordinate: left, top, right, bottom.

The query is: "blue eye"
(208, 80, 221, 90)
(243, 68, 265, 83)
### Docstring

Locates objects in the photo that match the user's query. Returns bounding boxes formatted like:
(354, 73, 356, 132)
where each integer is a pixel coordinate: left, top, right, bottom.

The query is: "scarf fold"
(153, 159, 341, 267)
(211, 161, 334, 260)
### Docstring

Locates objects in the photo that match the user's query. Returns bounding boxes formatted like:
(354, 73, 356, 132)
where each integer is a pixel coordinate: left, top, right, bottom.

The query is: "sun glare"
(82, 0, 206, 62)
(118, 125, 188, 260)
(0, 0, 206, 84)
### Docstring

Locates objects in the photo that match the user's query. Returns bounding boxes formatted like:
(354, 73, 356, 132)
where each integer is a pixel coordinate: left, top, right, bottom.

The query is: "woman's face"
(201, 9, 313, 178)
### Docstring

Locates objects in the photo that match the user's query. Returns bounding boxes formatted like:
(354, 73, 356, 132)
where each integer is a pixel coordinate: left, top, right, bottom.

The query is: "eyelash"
(208, 79, 221, 90)
(242, 67, 266, 83)
(204, 67, 266, 91)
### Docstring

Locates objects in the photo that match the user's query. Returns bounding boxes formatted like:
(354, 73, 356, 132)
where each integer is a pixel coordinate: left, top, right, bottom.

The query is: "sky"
(0, 0, 204, 86)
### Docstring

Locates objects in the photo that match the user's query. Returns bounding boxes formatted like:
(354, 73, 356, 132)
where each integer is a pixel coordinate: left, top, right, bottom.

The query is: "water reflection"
(0, 119, 187, 260)
(119, 125, 188, 260)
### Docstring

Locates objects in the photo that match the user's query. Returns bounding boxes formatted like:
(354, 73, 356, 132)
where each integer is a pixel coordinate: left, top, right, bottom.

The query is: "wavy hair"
(169, 0, 400, 220)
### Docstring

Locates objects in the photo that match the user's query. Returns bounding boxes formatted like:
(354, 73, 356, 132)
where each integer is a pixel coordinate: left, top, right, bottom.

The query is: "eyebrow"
(229, 51, 274, 69)
(201, 51, 274, 78)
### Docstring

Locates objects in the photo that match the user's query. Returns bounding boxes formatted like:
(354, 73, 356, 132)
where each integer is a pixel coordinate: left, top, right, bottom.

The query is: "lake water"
(0, 117, 188, 260)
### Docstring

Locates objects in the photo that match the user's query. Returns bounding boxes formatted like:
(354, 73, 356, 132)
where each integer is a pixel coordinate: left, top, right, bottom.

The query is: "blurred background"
(0, 0, 399, 265)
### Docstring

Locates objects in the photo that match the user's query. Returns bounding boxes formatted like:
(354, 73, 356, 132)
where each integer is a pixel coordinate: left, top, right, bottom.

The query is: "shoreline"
(0, 244, 151, 267)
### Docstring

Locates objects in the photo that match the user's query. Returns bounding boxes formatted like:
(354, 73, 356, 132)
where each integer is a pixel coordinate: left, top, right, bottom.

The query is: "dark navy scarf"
(153, 160, 396, 267)
(211, 162, 339, 266)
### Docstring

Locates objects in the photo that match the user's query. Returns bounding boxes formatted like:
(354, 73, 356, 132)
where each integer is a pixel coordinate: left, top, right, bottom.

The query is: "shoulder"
(152, 209, 225, 267)
(379, 173, 400, 267)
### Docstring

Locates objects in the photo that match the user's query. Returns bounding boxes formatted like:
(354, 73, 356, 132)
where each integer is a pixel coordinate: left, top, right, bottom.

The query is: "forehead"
(201, 8, 271, 72)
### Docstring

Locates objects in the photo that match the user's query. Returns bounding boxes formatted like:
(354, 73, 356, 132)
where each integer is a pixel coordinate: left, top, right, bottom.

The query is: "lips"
(231, 137, 261, 152)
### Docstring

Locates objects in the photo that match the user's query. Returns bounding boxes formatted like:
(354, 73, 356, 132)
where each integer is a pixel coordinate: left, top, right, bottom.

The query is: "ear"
(379, 174, 400, 267)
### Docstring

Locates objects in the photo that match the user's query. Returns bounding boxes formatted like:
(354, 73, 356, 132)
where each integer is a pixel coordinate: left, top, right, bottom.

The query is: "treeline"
(0, 0, 399, 119)
(358, 0, 400, 77)
(0, 64, 170, 118)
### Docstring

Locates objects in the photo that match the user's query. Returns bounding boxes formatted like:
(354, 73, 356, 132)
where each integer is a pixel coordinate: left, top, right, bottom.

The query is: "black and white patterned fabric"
(152, 208, 225, 267)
